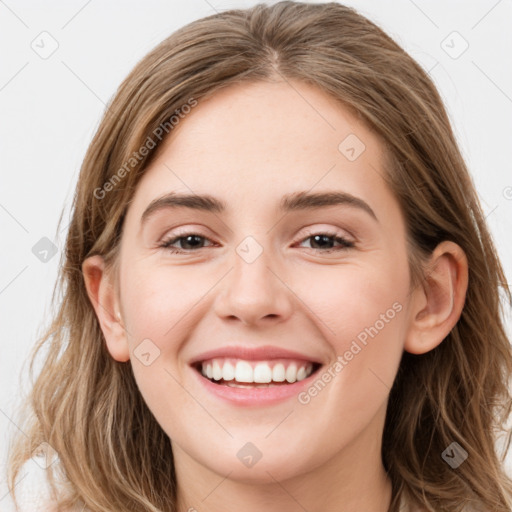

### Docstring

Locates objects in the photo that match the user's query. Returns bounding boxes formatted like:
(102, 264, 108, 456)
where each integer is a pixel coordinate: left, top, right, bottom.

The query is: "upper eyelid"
(299, 226, 354, 241)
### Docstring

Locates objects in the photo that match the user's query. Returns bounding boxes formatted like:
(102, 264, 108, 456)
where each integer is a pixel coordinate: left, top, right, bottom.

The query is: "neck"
(174, 404, 393, 512)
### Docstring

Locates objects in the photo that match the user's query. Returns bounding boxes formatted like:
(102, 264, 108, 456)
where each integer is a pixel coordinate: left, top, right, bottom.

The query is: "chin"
(194, 441, 323, 485)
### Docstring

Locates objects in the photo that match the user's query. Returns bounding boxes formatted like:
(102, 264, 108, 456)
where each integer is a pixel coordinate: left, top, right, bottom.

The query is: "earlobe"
(81, 255, 130, 362)
(404, 241, 468, 355)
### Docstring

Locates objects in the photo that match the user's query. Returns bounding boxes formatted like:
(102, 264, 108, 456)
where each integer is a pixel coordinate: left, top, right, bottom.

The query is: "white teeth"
(199, 358, 315, 384)
(235, 361, 253, 383)
(212, 360, 223, 381)
(272, 363, 286, 382)
(253, 363, 272, 383)
(285, 364, 297, 383)
(222, 361, 235, 381)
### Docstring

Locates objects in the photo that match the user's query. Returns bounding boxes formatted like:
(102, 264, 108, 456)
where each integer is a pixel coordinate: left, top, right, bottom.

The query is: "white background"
(1, 0, 511, 509)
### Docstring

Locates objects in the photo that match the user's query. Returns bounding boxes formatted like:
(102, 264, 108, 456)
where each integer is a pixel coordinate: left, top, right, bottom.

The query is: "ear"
(82, 255, 130, 362)
(404, 240, 468, 355)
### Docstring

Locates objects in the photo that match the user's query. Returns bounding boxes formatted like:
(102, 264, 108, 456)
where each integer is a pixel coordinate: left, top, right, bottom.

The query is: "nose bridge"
(213, 234, 293, 324)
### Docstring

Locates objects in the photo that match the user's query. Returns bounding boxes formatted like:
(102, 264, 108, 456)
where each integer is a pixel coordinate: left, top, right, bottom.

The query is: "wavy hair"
(8, 2, 512, 511)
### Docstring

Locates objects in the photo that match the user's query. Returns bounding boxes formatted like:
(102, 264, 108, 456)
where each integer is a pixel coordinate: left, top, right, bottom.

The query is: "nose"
(213, 241, 294, 327)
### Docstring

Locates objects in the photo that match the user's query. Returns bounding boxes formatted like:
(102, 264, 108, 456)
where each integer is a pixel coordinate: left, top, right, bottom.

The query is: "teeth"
(253, 363, 272, 383)
(235, 361, 253, 382)
(222, 361, 235, 381)
(272, 363, 286, 382)
(296, 366, 306, 381)
(212, 360, 223, 381)
(200, 358, 315, 384)
(285, 364, 297, 383)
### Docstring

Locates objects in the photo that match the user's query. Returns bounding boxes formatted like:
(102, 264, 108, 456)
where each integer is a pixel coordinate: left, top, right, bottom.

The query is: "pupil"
(183, 235, 202, 249)
(312, 234, 333, 249)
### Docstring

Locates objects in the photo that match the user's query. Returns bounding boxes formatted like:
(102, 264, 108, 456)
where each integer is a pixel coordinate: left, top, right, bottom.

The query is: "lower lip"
(191, 366, 321, 406)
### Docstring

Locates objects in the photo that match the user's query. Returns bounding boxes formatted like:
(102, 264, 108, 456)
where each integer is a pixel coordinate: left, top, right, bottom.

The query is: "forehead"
(164, 79, 375, 162)
(125, 79, 394, 226)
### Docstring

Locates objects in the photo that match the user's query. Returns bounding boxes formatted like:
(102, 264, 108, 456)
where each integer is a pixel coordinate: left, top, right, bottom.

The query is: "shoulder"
(14, 456, 84, 512)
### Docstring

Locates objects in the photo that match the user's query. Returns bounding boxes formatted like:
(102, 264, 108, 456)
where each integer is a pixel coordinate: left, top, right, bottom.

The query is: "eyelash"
(158, 230, 355, 254)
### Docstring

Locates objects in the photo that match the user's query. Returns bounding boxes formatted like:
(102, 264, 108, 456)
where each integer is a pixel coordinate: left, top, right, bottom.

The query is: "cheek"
(302, 256, 408, 397)
(121, 262, 209, 344)
(293, 268, 406, 441)
(118, 262, 213, 410)
(120, 264, 203, 427)
(303, 257, 407, 342)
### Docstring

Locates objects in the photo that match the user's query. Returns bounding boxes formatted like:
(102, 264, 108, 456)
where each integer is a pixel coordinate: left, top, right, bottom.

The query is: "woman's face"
(109, 80, 415, 482)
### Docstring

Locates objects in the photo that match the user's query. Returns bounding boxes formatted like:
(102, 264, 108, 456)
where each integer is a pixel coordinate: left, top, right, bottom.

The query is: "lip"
(191, 361, 322, 406)
(188, 344, 324, 406)
(189, 344, 324, 366)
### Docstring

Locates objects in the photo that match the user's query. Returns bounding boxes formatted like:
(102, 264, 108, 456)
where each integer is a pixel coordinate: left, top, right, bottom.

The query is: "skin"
(83, 79, 468, 512)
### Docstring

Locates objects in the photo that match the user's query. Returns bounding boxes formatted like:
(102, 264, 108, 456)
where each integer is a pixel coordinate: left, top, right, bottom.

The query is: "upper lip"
(189, 345, 324, 366)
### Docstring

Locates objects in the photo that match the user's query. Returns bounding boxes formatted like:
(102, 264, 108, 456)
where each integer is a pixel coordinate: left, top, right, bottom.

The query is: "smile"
(195, 357, 319, 387)
(188, 344, 325, 405)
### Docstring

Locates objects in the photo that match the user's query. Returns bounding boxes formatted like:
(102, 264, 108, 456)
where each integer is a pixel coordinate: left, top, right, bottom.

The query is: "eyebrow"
(140, 190, 378, 226)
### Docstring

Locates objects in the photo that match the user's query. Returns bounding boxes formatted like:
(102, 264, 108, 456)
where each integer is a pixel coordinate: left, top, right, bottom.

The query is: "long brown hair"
(8, 2, 512, 511)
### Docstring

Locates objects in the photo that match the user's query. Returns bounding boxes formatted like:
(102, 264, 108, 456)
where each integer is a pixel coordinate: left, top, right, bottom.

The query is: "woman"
(8, 2, 512, 511)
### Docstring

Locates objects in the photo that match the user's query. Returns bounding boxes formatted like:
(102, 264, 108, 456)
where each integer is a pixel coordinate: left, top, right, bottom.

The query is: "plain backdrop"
(1, 0, 511, 509)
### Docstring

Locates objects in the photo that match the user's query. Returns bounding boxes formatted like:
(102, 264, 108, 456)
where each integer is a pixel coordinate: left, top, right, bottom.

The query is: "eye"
(296, 231, 355, 253)
(159, 233, 215, 253)
(159, 230, 354, 254)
